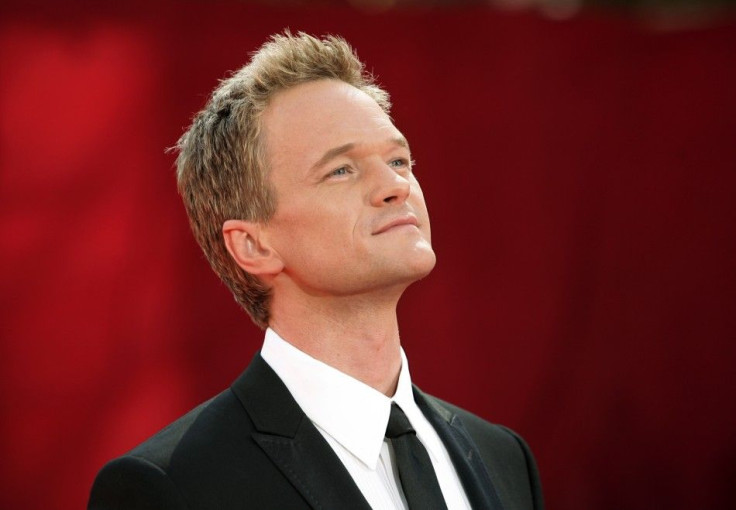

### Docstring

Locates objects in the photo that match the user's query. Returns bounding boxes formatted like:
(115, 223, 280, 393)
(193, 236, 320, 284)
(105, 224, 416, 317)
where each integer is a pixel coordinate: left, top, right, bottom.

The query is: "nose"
(369, 162, 411, 207)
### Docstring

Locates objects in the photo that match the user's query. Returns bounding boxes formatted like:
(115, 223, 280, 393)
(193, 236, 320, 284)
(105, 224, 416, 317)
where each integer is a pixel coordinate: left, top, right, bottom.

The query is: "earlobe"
(222, 220, 284, 276)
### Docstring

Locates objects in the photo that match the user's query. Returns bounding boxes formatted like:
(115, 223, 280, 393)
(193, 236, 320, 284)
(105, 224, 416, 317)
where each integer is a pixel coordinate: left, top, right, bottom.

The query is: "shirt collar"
(260, 327, 415, 470)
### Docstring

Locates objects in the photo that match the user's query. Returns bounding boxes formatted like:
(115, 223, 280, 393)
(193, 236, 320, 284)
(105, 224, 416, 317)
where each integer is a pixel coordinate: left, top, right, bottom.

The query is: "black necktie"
(385, 402, 449, 510)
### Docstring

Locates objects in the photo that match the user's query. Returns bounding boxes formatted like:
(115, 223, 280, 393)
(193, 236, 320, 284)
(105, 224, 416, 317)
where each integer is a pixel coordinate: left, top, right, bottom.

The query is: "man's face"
(260, 79, 436, 297)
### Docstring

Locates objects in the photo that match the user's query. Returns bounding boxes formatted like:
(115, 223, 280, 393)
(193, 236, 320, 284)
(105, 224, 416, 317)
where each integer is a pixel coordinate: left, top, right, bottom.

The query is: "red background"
(1, 2, 735, 509)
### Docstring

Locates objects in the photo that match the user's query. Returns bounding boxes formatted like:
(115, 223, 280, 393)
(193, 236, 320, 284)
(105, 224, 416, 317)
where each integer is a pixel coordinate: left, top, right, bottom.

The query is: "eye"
(327, 166, 350, 178)
(389, 158, 414, 170)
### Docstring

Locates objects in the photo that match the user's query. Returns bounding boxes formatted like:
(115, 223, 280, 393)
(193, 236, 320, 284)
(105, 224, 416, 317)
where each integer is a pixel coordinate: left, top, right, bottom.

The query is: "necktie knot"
(386, 402, 416, 439)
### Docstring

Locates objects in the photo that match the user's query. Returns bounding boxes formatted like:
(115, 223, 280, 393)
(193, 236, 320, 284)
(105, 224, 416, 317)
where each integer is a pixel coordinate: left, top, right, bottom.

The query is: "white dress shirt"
(260, 328, 472, 510)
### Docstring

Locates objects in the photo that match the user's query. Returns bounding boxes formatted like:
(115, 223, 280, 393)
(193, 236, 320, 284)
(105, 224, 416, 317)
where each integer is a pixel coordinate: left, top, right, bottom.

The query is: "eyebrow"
(310, 136, 411, 172)
(311, 143, 355, 171)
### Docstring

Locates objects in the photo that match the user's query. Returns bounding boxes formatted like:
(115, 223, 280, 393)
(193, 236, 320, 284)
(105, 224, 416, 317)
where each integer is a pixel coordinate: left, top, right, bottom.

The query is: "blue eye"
(329, 166, 349, 177)
(389, 158, 414, 170)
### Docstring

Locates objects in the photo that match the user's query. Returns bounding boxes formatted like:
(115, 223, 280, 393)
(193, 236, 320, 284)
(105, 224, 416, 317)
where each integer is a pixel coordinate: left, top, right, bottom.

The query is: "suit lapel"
(231, 354, 372, 510)
(414, 387, 506, 510)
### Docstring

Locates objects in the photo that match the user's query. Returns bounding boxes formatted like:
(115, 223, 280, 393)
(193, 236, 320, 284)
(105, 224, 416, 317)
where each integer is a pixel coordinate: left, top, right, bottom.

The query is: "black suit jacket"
(89, 354, 544, 509)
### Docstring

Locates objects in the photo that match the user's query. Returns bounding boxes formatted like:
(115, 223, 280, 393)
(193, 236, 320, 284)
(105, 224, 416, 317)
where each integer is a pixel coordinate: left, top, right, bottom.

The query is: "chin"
(405, 246, 437, 280)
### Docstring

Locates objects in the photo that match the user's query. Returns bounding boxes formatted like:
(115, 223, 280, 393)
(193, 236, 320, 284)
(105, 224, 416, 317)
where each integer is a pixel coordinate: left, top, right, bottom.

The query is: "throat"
(269, 304, 403, 396)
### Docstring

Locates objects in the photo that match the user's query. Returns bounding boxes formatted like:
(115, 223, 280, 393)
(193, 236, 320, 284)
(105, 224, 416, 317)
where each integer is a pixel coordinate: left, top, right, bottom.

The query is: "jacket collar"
(414, 387, 506, 510)
(231, 353, 505, 510)
(231, 353, 372, 510)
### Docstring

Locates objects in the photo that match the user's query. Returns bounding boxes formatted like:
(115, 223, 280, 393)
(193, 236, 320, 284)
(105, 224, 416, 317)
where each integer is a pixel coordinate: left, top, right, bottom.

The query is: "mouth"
(372, 214, 419, 235)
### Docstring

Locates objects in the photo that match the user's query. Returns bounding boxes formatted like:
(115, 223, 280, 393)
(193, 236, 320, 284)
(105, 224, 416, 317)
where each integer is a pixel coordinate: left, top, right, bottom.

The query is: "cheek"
(289, 209, 359, 247)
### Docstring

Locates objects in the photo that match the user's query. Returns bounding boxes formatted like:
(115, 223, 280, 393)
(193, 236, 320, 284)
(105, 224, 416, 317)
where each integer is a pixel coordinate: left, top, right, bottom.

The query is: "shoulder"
(420, 392, 529, 451)
(128, 387, 249, 472)
(427, 395, 533, 459)
(89, 388, 262, 509)
(419, 391, 545, 510)
(89, 454, 191, 510)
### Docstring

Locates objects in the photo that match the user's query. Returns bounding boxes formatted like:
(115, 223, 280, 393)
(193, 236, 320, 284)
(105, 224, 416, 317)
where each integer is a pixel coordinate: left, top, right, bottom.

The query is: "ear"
(222, 219, 284, 276)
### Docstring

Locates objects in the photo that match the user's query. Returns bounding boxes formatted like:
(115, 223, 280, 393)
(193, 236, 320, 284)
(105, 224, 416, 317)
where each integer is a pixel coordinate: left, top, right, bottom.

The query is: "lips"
(373, 214, 419, 235)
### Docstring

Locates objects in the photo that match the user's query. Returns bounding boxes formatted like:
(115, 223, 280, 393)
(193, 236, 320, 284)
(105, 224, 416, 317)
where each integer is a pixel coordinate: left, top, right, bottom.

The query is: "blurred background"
(2, 0, 735, 509)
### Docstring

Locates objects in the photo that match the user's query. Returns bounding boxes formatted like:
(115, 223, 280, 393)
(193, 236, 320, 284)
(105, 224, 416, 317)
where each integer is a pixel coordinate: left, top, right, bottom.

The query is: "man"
(89, 32, 544, 510)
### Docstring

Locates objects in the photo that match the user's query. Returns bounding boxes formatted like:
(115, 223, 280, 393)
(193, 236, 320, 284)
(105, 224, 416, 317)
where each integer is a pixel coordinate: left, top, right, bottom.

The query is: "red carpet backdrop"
(1, 1, 735, 509)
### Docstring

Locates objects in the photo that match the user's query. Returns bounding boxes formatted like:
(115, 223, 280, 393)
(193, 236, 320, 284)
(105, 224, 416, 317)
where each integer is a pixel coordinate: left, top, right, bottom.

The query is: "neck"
(268, 289, 405, 396)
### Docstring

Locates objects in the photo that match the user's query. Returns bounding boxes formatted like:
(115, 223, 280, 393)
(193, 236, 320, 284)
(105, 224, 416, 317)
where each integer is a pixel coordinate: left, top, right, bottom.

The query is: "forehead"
(260, 79, 401, 173)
